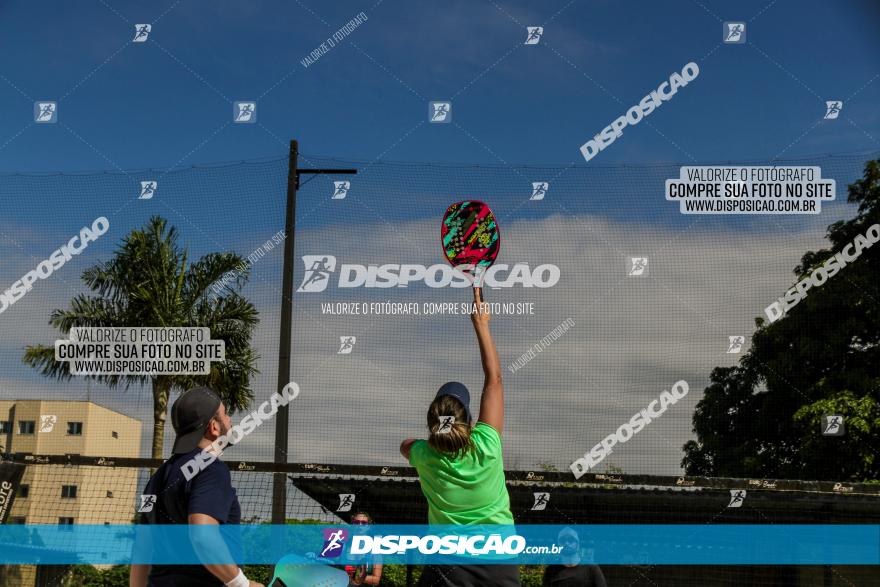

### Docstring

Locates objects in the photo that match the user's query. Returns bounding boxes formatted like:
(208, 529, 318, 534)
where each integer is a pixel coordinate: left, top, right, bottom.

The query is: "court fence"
(1, 454, 879, 586)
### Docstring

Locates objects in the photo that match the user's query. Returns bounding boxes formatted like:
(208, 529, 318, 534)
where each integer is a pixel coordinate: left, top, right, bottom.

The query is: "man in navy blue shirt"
(130, 386, 262, 587)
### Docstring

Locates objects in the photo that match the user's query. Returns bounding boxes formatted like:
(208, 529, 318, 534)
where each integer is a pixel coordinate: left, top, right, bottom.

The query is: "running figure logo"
(727, 336, 745, 354)
(336, 494, 355, 512)
(524, 26, 543, 45)
(234, 102, 256, 123)
(337, 336, 356, 354)
(822, 415, 845, 436)
(320, 528, 349, 558)
(39, 415, 57, 433)
(530, 182, 549, 201)
(532, 492, 550, 510)
(133, 24, 151, 42)
(297, 255, 337, 293)
(437, 415, 455, 434)
(138, 494, 157, 513)
(34, 102, 57, 123)
(139, 181, 157, 200)
(332, 181, 350, 199)
(723, 22, 746, 43)
(627, 257, 649, 277)
(824, 101, 843, 120)
(727, 490, 746, 508)
(429, 101, 452, 123)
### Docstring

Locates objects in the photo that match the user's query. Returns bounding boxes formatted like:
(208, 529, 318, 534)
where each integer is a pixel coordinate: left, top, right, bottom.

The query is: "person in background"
(542, 527, 606, 587)
(343, 512, 383, 585)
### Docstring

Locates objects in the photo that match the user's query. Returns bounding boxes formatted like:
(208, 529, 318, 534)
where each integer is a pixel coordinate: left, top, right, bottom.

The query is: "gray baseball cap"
(170, 386, 222, 454)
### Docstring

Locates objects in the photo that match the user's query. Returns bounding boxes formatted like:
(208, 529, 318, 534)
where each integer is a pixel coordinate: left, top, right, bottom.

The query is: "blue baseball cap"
(435, 381, 472, 422)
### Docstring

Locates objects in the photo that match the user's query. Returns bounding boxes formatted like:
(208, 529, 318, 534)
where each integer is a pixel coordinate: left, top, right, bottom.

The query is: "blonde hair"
(426, 395, 473, 458)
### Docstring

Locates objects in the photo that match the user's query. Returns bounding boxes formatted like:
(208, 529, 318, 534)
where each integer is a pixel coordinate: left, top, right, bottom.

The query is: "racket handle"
(473, 284, 486, 303)
(474, 267, 487, 301)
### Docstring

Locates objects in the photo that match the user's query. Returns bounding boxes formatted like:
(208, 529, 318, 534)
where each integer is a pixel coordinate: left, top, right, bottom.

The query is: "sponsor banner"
(0, 524, 877, 565)
(0, 463, 25, 524)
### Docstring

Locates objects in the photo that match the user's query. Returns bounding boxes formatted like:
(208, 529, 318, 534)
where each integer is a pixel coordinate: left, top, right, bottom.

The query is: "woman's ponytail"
(426, 395, 473, 458)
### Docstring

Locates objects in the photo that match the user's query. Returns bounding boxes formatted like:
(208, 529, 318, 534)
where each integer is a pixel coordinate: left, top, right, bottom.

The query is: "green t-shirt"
(408, 421, 515, 526)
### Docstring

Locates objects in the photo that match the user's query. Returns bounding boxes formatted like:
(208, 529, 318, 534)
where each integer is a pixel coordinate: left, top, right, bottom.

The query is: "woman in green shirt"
(400, 287, 520, 586)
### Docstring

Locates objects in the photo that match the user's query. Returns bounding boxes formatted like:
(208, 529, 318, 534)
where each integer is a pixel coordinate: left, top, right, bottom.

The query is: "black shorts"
(416, 564, 521, 587)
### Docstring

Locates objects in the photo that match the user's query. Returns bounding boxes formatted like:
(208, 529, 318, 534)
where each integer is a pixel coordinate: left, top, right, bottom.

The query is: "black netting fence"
(2, 149, 880, 585)
(1, 458, 879, 586)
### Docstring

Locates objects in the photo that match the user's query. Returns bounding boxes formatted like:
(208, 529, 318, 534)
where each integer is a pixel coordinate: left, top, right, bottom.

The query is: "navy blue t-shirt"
(139, 448, 242, 586)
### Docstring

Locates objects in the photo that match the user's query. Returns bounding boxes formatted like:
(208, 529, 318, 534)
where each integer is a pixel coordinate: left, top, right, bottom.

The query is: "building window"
(18, 421, 35, 435)
(61, 485, 78, 499)
(67, 422, 83, 435)
(10, 517, 26, 524)
(111, 431, 118, 439)
(0, 421, 10, 434)
(106, 491, 113, 498)
(58, 517, 75, 527)
(17, 484, 29, 498)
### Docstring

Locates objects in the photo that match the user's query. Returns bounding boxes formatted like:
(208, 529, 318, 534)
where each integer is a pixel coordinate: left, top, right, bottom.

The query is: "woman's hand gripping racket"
(470, 286, 491, 327)
(441, 200, 500, 300)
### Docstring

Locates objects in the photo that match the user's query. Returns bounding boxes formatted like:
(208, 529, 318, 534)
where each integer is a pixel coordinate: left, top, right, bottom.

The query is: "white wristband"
(225, 568, 249, 587)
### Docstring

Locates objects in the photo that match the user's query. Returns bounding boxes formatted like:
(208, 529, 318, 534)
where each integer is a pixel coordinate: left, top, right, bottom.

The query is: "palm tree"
(23, 216, 260, 459)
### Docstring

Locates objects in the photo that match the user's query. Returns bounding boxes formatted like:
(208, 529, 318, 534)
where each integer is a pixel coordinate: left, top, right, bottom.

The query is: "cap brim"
(171, 427, 205, 454)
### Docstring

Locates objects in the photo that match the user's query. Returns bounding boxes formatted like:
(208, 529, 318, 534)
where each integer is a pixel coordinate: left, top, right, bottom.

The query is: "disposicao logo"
(0, 217, 110, 316)
(297, 255, 559, 292)
(320, 528, 349, 558)
(579, 62, 699, 163)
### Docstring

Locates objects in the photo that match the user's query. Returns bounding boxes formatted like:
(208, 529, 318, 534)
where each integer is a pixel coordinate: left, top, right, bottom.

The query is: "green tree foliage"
(62, 563, 549, 587)
(23, 216, 260, 459)
(683, 160, 880, 481)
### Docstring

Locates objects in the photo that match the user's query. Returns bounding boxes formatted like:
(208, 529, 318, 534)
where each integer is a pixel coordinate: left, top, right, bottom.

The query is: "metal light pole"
(271, 140, 357, 524)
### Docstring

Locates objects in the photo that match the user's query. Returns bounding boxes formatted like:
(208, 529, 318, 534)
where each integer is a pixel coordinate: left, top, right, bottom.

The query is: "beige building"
(0, 400, 142, 586)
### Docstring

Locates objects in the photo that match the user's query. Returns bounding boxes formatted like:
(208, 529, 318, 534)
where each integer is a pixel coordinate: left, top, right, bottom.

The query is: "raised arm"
(472, 287, 504, 435)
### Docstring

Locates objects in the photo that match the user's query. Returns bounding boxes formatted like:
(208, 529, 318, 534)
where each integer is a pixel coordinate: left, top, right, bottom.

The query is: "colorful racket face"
(268, 555, 350, 587)
(441, 200, 500, 281)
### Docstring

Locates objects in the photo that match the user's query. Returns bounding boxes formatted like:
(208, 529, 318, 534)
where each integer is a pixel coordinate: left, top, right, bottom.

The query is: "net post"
(272, 139, 298, 524)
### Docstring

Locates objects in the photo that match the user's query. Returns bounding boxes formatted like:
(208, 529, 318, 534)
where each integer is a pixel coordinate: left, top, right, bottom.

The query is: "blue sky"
(0, 0, 879, 473)
(0, 0, 878, 172)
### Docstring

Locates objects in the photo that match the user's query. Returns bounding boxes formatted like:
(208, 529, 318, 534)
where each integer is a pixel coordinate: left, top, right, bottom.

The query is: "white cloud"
(0, 211, 853, 476)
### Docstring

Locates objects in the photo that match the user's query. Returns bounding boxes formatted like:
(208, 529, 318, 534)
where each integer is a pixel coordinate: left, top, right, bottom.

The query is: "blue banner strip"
(0, 524, 877, 565)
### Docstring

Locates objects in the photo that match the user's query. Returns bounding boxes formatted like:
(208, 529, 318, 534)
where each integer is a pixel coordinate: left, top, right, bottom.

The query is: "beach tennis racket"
(441, 200, 500, 297)
(268, 554, 350, 587)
